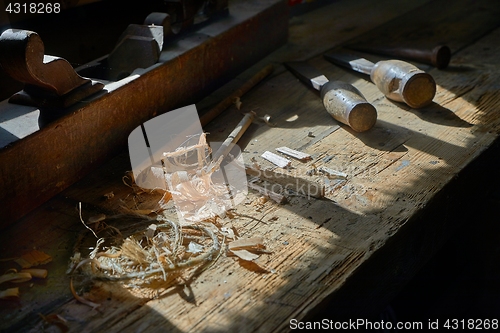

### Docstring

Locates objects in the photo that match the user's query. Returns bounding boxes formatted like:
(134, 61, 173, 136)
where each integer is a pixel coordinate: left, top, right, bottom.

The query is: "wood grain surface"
(3, 0, 500, 332)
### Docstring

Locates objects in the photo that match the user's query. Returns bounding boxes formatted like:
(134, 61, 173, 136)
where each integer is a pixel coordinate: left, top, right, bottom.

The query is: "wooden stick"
(200, 64, 274, 126)
(245, 164, 325, 199)
(276, 147, 312, 161)
(212, 112, 255, 162)
(209, 112, 288, 205)
(261, 151, 291, 168)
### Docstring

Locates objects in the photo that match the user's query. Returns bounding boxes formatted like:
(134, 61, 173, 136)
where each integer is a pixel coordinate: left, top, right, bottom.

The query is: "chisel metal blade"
(323, 52, 375, 75)
(284, 61, 329, 91)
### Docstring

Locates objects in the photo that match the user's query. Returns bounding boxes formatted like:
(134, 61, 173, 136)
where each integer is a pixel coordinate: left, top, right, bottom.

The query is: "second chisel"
(324, 51, 436, 109)
(284, 61, 377, 133)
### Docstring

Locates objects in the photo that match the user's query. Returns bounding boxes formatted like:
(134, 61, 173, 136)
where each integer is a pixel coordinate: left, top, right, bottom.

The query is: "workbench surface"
(1, 0, 500, 332)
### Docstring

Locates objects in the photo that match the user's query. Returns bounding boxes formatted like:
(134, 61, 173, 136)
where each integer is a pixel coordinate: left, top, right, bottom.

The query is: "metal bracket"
(0, 29, 104, 108)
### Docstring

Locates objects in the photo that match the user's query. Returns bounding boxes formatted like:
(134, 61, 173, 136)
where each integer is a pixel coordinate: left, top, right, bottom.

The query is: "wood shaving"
(234, 96, 242, 110)
(230, 250, 259, 261)
(21, 268, 48, 279)
(70, 277, 100, 309)
(79, 202, 98, 239)
(88, 214, 106, 224)
(39, 313, 69, 332)
(318, 166, 348, 179)
(253, 196, 268, 206)
(227, 237, 270, 261)
(71, 217, 220, 286)
(276, 147, 312, 161)
(14, 250, 52, 269)
(220, 227, 236, 240)
(261, 151, 291, 168)
(187, 242, 204, 254)
(0, 271, 32, 284)
(248, 182, 287, 204)
(228, 237, 265, 251)
(161, 132, 243, 222)
(144, 224, 157, 239)
(0, 287, 19, 300)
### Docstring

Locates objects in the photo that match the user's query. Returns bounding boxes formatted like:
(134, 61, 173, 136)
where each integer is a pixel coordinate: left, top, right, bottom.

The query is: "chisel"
(284, 61, 377, 133)
(347, 44, 451, 69)
(324, 51, 436, 109)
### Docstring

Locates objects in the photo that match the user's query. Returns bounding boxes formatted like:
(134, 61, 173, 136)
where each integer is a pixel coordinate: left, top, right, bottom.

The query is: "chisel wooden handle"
(348, 44, 451, 69)
(320, 80, 377, 132)
(370, 60, 436, 109)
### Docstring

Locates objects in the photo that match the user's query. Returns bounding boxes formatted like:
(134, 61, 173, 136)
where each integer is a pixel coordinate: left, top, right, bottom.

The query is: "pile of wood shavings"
(69, 133, 270, 306)
(162, 132, 244, 222)
(70, 217, 220, 288)
(0, 250, 51, 300)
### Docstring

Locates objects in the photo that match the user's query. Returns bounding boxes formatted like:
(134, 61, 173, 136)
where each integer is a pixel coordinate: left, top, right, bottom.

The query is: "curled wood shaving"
(96, 251, 122, 259)
(161, 133, 242, 222)
(0, 287, 19, 300)
(0, 272, 32, 284)
(79, 202, 98, 239)
(75, 258, 101, 274)
(21, 269, 48, 279)
(70, 278, 100, 309)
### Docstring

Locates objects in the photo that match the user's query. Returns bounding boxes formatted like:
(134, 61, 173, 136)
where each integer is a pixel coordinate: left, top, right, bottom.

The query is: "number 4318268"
(444, 319, 498, 330)
(5, 3, 61, 14)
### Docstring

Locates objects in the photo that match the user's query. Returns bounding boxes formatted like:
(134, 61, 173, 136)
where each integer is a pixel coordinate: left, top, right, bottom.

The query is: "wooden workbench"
(2, 0, 500, 331)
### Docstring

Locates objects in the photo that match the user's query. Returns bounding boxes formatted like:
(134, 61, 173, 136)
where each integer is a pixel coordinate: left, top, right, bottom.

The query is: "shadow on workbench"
(305, 137, 500, 329)
(387, 168, 500, 321)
